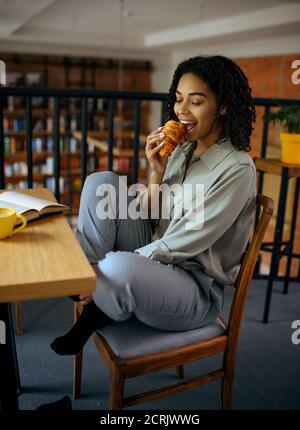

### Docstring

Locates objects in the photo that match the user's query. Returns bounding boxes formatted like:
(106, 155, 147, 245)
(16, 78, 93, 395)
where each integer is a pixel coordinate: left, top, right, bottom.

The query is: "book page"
(0, 191, 68, 213)
(0, 200, 39, 223)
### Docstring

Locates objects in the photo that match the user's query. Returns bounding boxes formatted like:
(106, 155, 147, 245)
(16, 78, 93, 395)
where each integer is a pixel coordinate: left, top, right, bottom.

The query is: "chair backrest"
(226, 194, 274, 350)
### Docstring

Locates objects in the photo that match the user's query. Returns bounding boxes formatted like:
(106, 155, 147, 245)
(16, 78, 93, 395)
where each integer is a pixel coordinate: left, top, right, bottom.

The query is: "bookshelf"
(1, 53, 152, 215)
(72, 131, 149, 185)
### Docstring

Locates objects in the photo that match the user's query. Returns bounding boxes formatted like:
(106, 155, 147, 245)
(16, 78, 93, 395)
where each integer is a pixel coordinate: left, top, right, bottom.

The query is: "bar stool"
(254, 158, 300, 323)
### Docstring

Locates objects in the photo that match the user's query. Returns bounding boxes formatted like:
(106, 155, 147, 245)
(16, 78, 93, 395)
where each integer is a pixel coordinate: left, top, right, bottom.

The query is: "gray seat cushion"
(98, 317, 226, 359)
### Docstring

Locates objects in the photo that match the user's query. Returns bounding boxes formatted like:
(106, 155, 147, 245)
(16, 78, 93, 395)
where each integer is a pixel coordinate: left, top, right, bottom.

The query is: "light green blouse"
(135, 138, 257, 295)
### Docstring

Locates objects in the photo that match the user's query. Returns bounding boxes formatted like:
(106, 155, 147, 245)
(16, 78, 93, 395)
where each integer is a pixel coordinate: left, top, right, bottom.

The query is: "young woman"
(51, 55, 257, 356)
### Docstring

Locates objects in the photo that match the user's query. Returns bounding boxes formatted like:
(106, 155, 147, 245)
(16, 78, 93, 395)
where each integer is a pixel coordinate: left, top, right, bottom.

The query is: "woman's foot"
(50, 301, 113, 355)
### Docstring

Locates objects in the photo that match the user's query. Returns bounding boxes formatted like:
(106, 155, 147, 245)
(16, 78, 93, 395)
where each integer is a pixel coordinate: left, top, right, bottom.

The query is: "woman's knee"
(83, 171, 119, 192)
(98, 251, 140, 284)
(80, 171, 120, 208)
(95, 251, 141, 321)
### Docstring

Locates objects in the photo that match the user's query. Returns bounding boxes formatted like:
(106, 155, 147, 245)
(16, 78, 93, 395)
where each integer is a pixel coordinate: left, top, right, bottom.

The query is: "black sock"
(50, 301, 113, 355)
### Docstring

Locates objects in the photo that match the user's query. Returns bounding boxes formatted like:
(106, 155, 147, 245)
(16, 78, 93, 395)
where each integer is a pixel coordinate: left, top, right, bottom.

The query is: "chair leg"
(72, 302, 83, 399)
(109, 362, 125, 410)
(221, 375, 233, 410)
(176, 365, 184, 379)
(73, 350, 83, 399)
(15, 302, 23, 335)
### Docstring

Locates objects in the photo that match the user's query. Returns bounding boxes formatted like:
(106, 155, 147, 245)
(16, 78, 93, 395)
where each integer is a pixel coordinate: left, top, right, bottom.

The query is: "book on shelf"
(0, 190, 70, 224)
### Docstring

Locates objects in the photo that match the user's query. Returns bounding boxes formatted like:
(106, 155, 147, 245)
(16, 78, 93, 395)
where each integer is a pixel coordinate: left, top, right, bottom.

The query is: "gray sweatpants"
(76, 171, 222, 331)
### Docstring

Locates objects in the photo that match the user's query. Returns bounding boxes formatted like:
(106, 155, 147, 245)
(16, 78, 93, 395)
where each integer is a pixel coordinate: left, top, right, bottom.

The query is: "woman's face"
(174, 72, 223, 144)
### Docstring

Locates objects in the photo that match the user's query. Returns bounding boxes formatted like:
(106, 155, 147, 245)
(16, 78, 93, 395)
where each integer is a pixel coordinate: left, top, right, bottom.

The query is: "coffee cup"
(0, 208, 27, 239)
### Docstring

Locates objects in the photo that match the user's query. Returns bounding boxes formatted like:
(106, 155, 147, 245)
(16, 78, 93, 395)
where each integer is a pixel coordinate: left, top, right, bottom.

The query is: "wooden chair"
(73, 194, 273, 410)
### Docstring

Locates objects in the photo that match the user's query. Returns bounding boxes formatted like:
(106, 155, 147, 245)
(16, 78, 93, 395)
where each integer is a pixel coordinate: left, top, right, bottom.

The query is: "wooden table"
(0, 188, 96, 411)
(254, 158, 300, 323)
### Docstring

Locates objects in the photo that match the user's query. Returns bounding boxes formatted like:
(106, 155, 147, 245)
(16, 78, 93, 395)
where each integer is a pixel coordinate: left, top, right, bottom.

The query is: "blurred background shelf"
(1, 52, 152, 216)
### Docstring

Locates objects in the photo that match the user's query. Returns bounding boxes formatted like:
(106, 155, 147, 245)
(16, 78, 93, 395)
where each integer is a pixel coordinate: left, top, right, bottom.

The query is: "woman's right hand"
(145, 127, 168, 176)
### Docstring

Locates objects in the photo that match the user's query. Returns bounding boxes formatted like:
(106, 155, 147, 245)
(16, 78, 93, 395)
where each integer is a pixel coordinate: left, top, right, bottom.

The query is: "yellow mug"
(0, 208, 27, 239)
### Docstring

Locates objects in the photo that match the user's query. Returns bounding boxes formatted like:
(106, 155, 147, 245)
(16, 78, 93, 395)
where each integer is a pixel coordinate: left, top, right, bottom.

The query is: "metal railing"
(1, 86, 300, 203)
(0, 87, 167, 202)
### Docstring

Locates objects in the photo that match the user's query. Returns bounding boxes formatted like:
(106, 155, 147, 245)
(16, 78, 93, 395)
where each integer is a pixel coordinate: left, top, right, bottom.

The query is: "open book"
(0, 191, 70, 224)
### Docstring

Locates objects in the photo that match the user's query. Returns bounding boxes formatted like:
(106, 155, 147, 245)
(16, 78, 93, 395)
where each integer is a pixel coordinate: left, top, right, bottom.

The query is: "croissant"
(159, 120, 187, 157)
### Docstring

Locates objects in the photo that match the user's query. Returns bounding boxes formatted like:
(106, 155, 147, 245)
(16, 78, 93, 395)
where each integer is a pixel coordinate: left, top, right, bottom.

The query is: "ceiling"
(0, 0, 299, 55)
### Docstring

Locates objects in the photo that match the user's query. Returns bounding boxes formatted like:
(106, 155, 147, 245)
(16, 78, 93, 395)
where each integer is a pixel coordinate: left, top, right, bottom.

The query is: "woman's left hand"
(79, 294, 93, 305)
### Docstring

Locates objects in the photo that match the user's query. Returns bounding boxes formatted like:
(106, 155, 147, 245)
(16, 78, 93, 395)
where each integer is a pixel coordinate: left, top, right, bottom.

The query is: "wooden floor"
(14, 278, 300, 410)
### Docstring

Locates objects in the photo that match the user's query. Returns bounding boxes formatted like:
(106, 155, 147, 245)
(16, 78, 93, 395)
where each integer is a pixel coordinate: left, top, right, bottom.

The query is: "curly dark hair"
(164, 55, 256, 151)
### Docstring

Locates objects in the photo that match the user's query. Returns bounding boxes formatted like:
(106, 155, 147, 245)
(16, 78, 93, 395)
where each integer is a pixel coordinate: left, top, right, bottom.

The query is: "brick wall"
(236, 54, 300, 277)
